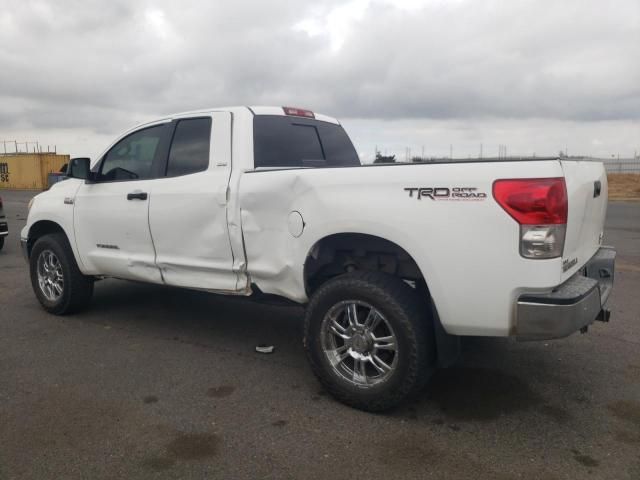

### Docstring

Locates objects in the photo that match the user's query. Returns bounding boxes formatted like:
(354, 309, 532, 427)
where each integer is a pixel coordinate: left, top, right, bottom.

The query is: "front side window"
(166, 118, 212, 177)
(99, 125, 166, 181)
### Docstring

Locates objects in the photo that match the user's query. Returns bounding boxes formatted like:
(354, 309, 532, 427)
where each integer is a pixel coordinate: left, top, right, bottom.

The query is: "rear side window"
(253, 115, 360, 168)
(166, 118, 212, 177)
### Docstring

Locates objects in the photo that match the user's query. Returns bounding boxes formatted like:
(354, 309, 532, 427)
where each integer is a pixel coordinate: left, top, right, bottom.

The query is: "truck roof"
(162, 106, 340, 125)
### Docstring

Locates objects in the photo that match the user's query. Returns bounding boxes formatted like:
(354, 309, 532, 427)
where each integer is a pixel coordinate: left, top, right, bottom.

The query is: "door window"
(166, 118, 212, 177)
(99, 125, 166, 181)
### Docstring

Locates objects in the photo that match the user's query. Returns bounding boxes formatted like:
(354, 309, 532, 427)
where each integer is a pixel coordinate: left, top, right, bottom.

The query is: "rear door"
(148, 112, 241, 292)
(560, 160, 608, 280)
(74, 123, 171, 282)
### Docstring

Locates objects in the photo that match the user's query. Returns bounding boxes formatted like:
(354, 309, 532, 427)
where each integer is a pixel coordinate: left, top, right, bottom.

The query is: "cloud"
(0, 0, 638, 158)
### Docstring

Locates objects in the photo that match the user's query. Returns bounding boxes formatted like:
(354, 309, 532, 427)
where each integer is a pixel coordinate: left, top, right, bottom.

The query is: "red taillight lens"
(493, 178, 567, 225)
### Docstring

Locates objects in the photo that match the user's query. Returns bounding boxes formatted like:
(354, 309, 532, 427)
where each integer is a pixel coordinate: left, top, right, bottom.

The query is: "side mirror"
(67, 157, 91, 180)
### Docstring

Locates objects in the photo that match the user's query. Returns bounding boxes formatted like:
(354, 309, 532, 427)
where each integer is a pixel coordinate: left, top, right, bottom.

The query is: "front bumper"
(0, 219, 8, 236)
(516, 246, 616, 341)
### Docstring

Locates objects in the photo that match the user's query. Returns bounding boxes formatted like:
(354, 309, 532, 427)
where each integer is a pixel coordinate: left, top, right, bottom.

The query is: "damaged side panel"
(238, 173, 313, 302)
(148, 111, 244, 293)
(238, 161, 566, 336)
(73, 178, 164, 283)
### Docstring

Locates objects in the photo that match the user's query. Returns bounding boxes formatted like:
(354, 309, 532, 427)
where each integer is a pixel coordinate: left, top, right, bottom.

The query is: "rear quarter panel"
(239, 160, 565, 336)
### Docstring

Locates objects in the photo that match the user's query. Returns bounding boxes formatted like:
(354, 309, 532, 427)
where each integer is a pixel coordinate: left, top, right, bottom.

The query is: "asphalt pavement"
(0, 189, 639, 480)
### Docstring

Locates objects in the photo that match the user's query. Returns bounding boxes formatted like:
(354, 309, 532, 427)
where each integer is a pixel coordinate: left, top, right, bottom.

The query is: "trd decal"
(404, 187, 487, 201)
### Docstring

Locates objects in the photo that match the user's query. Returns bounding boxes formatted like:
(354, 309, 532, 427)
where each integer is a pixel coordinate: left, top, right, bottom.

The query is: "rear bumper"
(0, 219, 8, 236)
(516, 246, 616, 341)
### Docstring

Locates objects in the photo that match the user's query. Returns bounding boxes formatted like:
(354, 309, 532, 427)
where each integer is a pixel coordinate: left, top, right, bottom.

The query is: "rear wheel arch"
(303, 232, 427, 296)
(302, 232, 460, 369)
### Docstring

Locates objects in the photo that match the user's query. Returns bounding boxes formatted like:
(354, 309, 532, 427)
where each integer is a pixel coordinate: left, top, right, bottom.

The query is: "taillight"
(493, 178, 568, 259)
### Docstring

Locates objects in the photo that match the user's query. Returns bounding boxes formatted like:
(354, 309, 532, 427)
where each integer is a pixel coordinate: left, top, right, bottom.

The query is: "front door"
(73, 123, 171, 283)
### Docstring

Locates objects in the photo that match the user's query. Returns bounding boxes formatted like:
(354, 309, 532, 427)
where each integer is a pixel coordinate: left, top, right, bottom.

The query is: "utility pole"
(450, 144, 453, 159)
(480, 143, 483, 159)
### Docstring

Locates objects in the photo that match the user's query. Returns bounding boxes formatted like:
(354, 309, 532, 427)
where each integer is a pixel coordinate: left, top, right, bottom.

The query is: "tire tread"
(304, 271, 433, 412)
(30, 233, 93, 315)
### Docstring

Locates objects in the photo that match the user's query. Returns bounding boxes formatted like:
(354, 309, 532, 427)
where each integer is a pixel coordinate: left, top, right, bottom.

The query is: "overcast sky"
(1, 0, 638, 161)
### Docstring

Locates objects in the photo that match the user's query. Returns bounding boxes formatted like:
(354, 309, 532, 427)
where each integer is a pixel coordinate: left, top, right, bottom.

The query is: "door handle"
(127, 191, 148, 201)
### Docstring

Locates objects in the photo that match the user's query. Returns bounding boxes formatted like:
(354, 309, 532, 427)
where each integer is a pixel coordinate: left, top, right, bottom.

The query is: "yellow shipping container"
(0, 154, 70, 190)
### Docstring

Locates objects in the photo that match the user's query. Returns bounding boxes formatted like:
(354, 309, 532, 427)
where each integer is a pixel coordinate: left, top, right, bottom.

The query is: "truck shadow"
(87, 278, 306, 359)
(88, 278, 583, 426)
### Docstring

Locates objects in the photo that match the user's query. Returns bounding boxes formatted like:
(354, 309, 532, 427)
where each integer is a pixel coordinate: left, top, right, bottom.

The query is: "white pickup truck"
(21, 106, 616, 411)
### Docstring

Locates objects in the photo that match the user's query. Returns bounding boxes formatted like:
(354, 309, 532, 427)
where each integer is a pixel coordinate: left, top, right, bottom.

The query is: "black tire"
(29, 233, 94, 314)
(0, 236, 4, 251)
(304, 271, 434, 412)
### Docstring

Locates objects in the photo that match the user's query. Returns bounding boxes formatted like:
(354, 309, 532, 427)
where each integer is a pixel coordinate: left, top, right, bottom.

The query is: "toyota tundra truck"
(20, 106, 616, 411)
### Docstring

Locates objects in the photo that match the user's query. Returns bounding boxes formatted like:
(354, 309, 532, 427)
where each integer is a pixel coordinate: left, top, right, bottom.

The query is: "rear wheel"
(29, 233, 94, 314)
(304, 271, 433, 411)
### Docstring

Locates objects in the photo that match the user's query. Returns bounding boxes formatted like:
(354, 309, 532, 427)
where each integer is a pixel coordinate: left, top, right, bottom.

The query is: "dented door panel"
(149, 112, 242, 292)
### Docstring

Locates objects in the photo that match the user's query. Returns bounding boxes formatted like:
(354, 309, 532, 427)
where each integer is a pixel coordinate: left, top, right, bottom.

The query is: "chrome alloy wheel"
(37, 249, 64, 302)
(321, 300, 398, 387)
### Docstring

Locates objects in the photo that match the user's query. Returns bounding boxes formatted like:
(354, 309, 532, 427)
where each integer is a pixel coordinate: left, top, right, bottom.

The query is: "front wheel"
(0, 236, 4, 251)
(304, 271, 434, 412)
(29, 233, 94, 314)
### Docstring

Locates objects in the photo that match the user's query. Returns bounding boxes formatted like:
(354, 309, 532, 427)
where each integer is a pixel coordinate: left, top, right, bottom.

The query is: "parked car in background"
(46, 162, 72, 189)
(20, 106, 616, 411)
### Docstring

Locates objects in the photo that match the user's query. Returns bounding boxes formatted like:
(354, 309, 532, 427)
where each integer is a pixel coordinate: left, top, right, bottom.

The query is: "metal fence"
(1, 140, 56, 155)
(602, 159, 640, 174)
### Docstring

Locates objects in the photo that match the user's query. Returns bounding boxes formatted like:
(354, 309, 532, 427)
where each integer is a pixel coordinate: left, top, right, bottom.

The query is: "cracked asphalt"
(1, 189, 639, 479)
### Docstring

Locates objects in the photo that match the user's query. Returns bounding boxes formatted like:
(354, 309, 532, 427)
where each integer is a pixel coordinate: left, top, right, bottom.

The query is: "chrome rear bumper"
(516, 246, 616, 341)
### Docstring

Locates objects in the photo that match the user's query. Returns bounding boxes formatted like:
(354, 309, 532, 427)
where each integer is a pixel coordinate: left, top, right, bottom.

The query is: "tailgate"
(560, 160, 608, 281)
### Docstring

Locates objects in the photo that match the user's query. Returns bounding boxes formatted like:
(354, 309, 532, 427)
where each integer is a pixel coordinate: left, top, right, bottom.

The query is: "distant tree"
(374, 152, 396, 163)
(411, 156, 424, 163)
